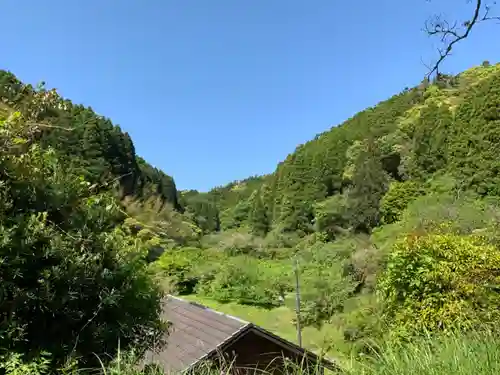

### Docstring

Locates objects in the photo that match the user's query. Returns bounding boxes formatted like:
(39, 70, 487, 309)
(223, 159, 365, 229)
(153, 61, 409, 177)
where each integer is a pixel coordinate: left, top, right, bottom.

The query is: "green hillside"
(0, 70, 180, 209)
(184, 62, 500, 238)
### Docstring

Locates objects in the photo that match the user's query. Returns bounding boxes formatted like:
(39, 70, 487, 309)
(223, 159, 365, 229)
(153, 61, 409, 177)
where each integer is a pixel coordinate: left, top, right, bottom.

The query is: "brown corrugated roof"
(144, 296, 250, 373)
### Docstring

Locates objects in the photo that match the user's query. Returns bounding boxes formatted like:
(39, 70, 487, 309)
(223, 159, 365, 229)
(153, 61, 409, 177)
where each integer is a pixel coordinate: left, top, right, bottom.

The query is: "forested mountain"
(18, 57, 495, 248)
(183, 61, 500, 239)
(0, 70, 180, 210)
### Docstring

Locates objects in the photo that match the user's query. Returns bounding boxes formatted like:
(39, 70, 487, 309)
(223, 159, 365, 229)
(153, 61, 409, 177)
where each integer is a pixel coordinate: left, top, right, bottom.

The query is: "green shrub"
(378, 233, 500, 338)
(156, 247, 205, 294)
(298, 262, 355, 327)
(122, 196, 202, 248)
(400, 193, 493, 235)
(0, 349, 165, 375)
(373, 191, 500, 254)
(0, 112, 165, 368)
(295, 241, 357, 326)
(313, 194, 350, 240)
(196, 256, 292, 307)
(264, 227, 302, 249)
(217, 232, 266, 256)
(379, 181, 424, 224)
(349, 243, 383, 291)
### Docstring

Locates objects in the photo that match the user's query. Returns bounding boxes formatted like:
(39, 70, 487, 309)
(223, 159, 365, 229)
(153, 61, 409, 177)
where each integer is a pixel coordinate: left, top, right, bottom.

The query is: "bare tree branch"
(424, 0, 500, 78)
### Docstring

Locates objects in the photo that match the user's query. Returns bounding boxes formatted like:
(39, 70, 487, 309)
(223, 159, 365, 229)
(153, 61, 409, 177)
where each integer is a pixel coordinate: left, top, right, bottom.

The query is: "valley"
(2, 61, 500, 374)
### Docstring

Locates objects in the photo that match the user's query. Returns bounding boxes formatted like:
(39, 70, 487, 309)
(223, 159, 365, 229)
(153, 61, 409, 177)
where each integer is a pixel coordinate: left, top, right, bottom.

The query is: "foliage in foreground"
(0, 107, 165, 368)
(0, 349, 165, 375)
(4, 330, 500, 375)
(379, 232, 500, 337)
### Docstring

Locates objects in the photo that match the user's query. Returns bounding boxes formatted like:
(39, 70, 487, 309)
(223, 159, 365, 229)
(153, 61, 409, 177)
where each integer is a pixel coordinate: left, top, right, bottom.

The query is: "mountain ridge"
(180, 61, 500, 236)
(2, 61, 499, 239)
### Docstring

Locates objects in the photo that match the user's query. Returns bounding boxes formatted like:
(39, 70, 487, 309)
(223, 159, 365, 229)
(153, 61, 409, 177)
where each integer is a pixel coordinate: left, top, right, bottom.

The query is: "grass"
(345, 330, 500, 375)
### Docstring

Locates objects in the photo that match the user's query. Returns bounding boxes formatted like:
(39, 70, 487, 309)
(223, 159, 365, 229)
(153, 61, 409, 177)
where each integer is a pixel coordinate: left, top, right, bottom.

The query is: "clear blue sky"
(2, 1, 499, 191)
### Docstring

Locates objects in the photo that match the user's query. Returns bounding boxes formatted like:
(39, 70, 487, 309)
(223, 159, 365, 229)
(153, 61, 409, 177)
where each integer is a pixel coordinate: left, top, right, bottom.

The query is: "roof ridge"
(167, 295, 251, 325)
(167, 295, 338, 367)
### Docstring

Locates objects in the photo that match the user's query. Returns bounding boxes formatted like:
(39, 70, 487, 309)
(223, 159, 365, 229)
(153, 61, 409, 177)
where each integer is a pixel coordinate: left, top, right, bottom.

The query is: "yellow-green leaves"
(379, 181, 425, 224)
(379, 233, 500, 338)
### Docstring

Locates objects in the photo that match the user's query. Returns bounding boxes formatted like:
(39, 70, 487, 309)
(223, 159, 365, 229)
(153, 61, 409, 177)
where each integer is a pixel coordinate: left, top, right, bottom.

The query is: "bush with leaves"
(263, 227, 302, 249)
(122, 195, 202, 249)
(216, 232, 267, 256)
(379, 180, 425, 224)
(399, 193, 493, 235)
(378, 232, 500, 339)
(0, 350, 165, 375)
(155, 247, 206, 294)
(196, 256, 292, 307)
(373, 189, 500, 254)
(336, 293, 385, 355)
(295, 241, 356, 326)
(348, 242, 383, 291)
(313, 194, 350, 240)
(0, 111, 165, 369)
(298, 262, 355, 327)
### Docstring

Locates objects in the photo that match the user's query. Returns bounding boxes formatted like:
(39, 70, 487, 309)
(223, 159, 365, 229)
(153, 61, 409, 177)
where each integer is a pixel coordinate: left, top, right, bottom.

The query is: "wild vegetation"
(2, 54, 500, 375)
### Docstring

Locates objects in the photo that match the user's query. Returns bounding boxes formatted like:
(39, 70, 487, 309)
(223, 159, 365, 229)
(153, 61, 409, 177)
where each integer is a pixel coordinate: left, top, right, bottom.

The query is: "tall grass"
(346, 330, 500, 375)
(100, 330, 500, 375)
(3, 330, 500, 374)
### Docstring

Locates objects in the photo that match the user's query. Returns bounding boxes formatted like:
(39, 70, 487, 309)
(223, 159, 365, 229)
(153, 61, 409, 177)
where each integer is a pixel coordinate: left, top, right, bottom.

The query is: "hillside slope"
(184, 62, 500, 238)
(0, 70, 180, 209)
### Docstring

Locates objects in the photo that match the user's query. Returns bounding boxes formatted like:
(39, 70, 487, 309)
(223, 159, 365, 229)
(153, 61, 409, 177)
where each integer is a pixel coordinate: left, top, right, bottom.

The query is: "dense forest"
(2, 59, 500, 374)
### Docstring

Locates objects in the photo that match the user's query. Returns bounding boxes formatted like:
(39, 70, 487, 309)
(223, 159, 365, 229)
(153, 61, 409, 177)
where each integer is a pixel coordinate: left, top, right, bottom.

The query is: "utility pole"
(294, 257, 302, 348)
